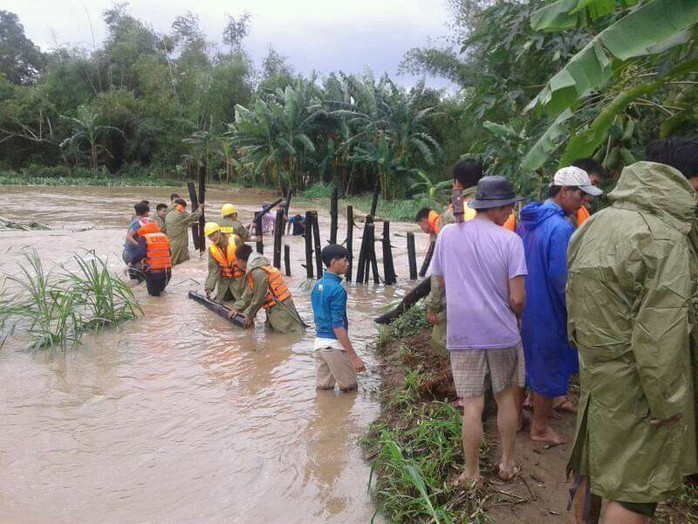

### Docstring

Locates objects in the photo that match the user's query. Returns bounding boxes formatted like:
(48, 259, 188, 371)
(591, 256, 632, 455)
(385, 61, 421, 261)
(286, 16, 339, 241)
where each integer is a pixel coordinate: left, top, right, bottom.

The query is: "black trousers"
(145, 269, 171, 296)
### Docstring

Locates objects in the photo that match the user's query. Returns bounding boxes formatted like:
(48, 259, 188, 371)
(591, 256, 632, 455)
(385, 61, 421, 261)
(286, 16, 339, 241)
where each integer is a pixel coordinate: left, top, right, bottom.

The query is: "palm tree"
(60, 105, 124, 172)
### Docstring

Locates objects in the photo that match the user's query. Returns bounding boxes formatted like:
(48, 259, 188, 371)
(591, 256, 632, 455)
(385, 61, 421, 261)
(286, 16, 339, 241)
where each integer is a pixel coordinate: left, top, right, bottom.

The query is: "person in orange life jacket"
(228, 244, 305, 333)
(571, 158, 608, 227)
(415, 207, 441, 241)
(123, 201, 150, 281)
(135, 220, 172, 296)
(203, 222, 245, 303)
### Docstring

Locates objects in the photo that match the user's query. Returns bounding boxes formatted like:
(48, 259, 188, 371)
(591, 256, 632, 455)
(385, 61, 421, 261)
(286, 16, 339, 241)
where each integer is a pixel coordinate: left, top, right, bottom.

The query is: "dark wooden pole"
(345, 205, 353, 282)
(329, 187, 338, 244)
(356, 217, 370, 284)
(284, 244, 291, 277)
(304, 211, 314, 278)
(382, 221, 396, 284)
(198, 165, 206, 254)
(255, 212, 264, 254)
(419, 241, 435, 277)
(368, 221, 380, 284)
(187, 182, 201, 250)
(370, 181, 380, 216)
(312, 211, 323, 278)
(273, 209, 284, 268)
(283, 190, 292, 237)
(407, 232, 418, 280)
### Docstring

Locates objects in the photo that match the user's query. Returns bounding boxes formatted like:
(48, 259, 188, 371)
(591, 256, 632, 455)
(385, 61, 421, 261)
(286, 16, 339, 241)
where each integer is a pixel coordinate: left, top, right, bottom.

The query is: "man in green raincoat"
(566, 138, 698, 523)
(229, 244, 305, 333)
(218, 203, 250, 241)
(164, 198, 204, 266)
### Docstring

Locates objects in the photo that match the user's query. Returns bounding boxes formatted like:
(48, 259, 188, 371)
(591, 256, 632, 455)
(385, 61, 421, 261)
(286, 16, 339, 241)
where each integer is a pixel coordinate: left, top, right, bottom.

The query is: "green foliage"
(301, 182, 335, 199)
(1, 250, 141, 350)
(390, 305, 430, 340)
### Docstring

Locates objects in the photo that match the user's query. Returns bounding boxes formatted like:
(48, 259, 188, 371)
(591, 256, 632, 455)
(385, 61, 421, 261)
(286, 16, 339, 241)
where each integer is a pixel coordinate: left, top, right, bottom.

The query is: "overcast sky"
(4, 0, 455, 88)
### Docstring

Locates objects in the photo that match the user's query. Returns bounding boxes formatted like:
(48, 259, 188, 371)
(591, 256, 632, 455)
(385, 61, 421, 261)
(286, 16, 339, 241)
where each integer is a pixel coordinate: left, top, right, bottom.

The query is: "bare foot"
(553, 397, 577, 414)
(530, 426, 567, 446)
(453, 471, 483, 490)
(498, 464, 519, 481)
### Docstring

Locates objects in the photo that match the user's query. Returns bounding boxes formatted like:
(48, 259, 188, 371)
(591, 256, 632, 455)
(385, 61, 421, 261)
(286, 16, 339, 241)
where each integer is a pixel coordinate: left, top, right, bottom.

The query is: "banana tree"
(60, 105, 124, 172)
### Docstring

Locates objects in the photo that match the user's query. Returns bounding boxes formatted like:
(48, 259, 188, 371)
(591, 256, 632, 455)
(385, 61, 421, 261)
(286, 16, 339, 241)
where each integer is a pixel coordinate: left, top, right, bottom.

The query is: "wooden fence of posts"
(187, 181, 201, 250)
(198, 165, 206, 254)
(330, 188, 338, 244)
(304, 210, 314, 279)
(407, 232, 418, 280)
(312, 211, 323, 278)
(273, 209, 284, 269)
(345, 205, 353, 282)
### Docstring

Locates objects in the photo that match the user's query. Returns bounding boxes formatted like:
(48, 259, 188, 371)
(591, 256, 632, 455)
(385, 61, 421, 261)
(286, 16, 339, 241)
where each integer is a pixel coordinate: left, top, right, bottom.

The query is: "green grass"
(1, 250, 141, 350)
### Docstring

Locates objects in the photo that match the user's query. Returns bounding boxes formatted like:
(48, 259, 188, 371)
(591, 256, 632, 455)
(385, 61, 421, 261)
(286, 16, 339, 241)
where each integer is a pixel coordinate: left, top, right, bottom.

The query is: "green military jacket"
(218, 216, 250, 241)
(566, 162, 698, 502)
(205, 236, 245, 302)
(165, 206, 203, 266)
(232, 251, 305, 333)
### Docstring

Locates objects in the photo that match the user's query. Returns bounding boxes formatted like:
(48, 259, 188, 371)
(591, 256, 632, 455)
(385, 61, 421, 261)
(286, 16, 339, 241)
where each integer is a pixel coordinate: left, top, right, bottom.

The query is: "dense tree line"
(0, 1, 696, 199)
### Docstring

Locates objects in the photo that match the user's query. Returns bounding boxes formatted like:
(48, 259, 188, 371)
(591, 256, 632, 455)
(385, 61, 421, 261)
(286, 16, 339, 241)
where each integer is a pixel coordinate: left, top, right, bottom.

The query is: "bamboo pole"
(273, 209, 284, 268)
(312, 211, 323, 278)
(198, 165, 206, 254)
(284, 244, 291, 277)
(187, 182, 201, 250)
(345, 205, 353, 282)
(329, 187, 338, 244)
(382, 220, 396, 284)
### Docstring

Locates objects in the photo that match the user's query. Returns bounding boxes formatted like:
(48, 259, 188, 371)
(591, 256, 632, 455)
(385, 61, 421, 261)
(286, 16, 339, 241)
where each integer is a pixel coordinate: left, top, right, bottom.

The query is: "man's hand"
(427, 311, 440, 326)
(205, 289, 211, 299)
(243, 316, 254, 328)
(350, 355, 366, 373)
(227, 309, 238, 319)
(650, 413, 683, 428)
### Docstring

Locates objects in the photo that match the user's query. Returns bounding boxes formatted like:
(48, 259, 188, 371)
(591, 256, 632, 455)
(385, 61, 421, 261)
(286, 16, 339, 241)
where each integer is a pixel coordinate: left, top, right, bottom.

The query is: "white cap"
(551, 166, 603, 196)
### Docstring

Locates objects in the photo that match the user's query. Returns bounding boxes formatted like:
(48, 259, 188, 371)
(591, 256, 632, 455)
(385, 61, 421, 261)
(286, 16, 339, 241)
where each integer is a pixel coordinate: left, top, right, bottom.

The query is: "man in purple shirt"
(431, 175, 527, 486)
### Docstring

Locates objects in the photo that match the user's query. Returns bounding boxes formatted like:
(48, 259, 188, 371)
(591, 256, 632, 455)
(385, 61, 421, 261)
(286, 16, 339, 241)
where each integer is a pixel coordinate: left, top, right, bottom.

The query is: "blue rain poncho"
(517, 200, 578, 397)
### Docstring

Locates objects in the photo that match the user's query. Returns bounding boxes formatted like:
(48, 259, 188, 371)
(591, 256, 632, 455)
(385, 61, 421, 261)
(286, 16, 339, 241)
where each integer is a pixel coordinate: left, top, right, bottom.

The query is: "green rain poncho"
(218, 216, 250, 241)
(165, 206, 203, 266)
(566, 161, 698, 502)
(232, 251, 305, 333)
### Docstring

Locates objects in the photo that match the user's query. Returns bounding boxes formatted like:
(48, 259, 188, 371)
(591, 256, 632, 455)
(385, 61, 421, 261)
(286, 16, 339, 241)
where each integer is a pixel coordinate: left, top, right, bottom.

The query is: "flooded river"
(0, 185, 427, 523)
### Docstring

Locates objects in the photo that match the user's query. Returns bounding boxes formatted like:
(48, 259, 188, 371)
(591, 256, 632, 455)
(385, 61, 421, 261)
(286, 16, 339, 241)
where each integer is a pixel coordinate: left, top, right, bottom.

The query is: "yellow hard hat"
(220, 203, 236, 217)
(203, 222, 221, 237)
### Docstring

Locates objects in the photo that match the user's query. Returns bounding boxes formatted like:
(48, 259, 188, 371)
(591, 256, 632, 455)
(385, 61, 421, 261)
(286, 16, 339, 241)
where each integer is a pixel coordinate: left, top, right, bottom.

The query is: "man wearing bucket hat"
(517, 166, 603, 446)
(431, 175, 528, 486)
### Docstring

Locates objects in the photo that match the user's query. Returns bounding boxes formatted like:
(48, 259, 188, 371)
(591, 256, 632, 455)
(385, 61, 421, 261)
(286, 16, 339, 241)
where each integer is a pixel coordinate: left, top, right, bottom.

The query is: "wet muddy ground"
(0, 185, 430, 523)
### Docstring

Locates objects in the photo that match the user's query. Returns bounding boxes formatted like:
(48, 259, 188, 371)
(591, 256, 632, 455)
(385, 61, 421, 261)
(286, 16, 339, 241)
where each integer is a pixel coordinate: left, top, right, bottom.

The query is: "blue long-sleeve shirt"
(311, 272, 349, 339)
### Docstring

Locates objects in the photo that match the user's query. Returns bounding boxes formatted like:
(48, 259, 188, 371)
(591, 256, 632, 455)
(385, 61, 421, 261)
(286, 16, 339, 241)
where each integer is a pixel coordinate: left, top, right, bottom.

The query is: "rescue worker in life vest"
(228, 244, 306, 333)
(135, 221, 173, 296)
(218, 203, 250, 241)
(203, 222, 245, 303)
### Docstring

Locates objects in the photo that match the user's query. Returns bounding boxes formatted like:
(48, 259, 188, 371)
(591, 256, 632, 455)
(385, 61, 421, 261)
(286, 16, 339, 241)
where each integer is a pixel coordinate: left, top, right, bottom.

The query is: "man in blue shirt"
(518, 166, 602, 445)
(311, 244, 366, 391)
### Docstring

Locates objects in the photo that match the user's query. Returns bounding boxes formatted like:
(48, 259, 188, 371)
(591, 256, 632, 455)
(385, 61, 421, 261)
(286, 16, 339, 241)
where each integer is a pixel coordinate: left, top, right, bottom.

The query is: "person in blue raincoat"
(517, 166, 602, 445)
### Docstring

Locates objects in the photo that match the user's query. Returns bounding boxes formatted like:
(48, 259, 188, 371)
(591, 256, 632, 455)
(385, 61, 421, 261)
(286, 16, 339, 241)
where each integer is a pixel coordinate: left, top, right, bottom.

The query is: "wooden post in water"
(368, 220, 380, 284)
(255, 212, 264, 254)
(407, 232, 418, 280)
(187, 182, 201, 250)
(419, 241, 435, 277)
(312, 211, 323, 278)
(284, 244, 291, 277)
(198, 165, 206, 254)
(370, 181, 380, 216)
(345, 205, 353, 282)
(355, 216, 370, 284)
(273, 209, 284, 268)
(329, 187, 338, 244)
(382, 221, 396, 284)
(304, 211, 314, 279)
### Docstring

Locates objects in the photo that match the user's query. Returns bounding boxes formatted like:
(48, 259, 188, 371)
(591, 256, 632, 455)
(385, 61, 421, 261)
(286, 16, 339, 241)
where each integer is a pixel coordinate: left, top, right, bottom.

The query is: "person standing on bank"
(229, 244, 305, 333)
(566, 138, 698, 524)
(517, 166, 602, 445)
(165, 198, 204, 266)
(431, 176, 527, 486)
(311, 244, 366, 392)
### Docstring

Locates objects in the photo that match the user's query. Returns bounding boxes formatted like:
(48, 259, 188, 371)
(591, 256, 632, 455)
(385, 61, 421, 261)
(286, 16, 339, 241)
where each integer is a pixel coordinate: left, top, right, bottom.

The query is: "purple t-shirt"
(430, 217, 527, 350)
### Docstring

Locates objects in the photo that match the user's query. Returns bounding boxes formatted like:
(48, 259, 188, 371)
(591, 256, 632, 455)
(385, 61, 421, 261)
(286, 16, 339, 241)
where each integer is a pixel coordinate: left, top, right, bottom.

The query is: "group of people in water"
(414, 137, 698, 524)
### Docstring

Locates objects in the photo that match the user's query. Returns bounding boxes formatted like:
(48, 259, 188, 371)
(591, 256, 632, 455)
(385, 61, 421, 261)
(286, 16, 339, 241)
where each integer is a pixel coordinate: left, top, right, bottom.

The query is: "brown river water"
(0, 186, 430, 523)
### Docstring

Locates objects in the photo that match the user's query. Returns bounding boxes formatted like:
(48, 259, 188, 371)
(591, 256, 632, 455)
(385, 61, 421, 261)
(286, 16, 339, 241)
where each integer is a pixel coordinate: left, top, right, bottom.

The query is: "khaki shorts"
(450, 343, 525, 398)
(315, 348, 358, 391)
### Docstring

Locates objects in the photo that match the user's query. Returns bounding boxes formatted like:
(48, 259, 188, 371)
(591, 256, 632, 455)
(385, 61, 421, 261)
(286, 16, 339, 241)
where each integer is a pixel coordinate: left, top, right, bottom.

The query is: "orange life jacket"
(137, 221, 160, 235)
(446, 204, 516, 230)
(247, 265, 292, 310)
(577, 205, 591, 226)
(427, 210, 441, 235)
(210, 242, 245, 279)
(142, 232, 172, 270)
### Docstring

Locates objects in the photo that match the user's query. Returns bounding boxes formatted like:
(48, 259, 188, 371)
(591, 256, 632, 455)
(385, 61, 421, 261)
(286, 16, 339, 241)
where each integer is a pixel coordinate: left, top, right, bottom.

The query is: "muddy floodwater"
(0, 185, 429, 523)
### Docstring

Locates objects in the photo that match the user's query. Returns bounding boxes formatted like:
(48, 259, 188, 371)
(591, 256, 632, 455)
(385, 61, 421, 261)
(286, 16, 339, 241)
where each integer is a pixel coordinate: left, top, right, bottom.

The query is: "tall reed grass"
(1, 250, 141, 350)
